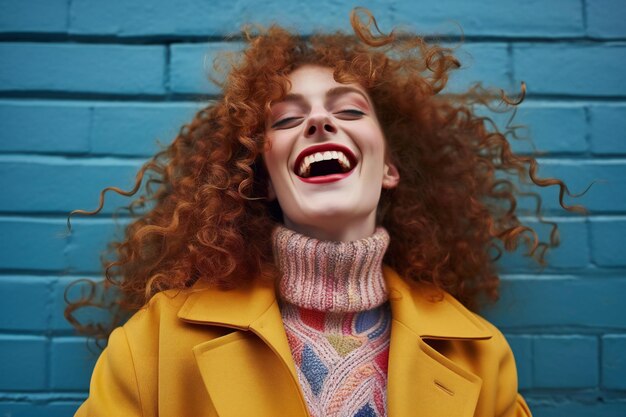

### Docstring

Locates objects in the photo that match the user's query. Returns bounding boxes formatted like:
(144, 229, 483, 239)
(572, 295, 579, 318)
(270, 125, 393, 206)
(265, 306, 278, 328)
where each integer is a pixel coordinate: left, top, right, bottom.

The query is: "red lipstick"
(293, 143, 357, 174)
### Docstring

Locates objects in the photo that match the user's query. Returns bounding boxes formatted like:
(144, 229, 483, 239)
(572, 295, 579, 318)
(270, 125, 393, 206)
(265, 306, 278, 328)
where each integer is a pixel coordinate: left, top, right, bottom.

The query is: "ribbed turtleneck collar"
(271, 224, 390, 313)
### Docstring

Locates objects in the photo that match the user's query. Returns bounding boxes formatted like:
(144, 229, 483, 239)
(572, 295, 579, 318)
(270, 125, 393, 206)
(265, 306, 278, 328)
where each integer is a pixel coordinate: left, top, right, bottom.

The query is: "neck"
(272, 224, 390, 312)
(283, 211, 377, 242)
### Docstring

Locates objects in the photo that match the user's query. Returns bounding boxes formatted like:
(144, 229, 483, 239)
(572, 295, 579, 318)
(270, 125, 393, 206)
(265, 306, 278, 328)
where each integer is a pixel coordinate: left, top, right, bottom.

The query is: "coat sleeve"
(74, 326, 144, 417)
(512, 394, 532, 417)
(493, 328, 532, 417)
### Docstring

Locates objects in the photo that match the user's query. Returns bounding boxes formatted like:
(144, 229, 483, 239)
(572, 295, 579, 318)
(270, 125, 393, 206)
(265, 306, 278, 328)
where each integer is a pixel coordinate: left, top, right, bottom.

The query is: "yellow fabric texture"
(75, 266, 532, 417)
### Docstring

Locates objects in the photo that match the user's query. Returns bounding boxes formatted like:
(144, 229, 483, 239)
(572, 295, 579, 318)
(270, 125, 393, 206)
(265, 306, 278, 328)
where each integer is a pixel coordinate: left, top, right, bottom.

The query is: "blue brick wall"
(0, 0, 625, 415)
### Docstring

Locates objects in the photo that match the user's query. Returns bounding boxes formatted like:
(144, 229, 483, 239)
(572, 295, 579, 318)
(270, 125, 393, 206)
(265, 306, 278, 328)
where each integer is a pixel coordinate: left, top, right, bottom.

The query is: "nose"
(304, 112, 337, 138)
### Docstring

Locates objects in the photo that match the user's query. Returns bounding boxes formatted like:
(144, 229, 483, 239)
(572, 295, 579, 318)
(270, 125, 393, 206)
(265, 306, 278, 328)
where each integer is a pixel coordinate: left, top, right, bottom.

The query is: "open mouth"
(293, 143, 358, 180)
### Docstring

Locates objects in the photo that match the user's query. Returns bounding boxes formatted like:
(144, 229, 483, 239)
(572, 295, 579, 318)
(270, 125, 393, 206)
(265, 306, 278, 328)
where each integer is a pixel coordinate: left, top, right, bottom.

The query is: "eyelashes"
(271, 117, 302, 129)
(339, 109, 366, 117)
(271, 109, 366, 130)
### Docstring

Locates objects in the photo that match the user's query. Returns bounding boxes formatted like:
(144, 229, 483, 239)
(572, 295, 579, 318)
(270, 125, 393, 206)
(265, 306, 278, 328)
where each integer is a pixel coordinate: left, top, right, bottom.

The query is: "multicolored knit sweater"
(272, 225, 391, 417)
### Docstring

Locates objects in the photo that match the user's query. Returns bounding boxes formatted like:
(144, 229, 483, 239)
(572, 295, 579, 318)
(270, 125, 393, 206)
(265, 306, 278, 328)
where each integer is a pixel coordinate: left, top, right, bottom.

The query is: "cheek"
(263, 136, 291, 177)
(346, 122, 387, 153)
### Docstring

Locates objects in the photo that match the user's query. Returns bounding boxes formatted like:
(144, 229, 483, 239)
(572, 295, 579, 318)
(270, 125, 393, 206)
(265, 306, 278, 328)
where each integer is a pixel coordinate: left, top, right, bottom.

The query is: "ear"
(267, 178, 277, 201)
(382, 162, 400, 189)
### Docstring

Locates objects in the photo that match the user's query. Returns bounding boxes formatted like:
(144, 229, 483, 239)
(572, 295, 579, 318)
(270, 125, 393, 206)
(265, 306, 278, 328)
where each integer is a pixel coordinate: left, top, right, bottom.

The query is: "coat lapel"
(384, 266, 491, 417)
(177, 280, 309, 417)
(177, 267, 493, 417)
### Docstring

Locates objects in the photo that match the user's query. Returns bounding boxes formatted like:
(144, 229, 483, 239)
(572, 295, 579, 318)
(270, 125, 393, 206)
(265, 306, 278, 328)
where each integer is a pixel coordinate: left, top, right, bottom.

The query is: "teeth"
(297, 150, 353, 178)
(341, 154, 351, 169)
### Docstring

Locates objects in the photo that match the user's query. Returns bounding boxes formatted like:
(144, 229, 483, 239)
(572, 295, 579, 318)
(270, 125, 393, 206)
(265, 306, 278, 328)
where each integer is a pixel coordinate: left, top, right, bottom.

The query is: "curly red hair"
(66, 8, 587, 341)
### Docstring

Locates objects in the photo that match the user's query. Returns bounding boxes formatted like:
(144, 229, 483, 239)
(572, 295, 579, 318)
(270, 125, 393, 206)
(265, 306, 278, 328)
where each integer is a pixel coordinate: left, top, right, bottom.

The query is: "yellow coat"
(76, 266, 532, 417)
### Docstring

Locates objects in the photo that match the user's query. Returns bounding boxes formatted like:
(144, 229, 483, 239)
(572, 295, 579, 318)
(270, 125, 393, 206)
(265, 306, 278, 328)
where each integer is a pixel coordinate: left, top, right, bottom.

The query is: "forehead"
(285, 65, 367, 98)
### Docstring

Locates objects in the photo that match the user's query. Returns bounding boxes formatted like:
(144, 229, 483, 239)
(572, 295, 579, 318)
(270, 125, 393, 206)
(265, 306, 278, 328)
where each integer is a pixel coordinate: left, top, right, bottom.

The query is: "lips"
(293, 143, 358, 184)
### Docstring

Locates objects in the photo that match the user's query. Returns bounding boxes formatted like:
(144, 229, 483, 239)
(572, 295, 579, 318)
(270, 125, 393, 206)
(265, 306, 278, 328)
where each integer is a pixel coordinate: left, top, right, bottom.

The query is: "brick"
(444, 43, 511, 94)
(0, 402, 86, 417)
(50, 402, 87, 417)
(68, 0, 364, 37)
(0, 218, 67, 271)
(0, 276, 53, 331)
(507, 103, 588, 155)
(603, 334, 626, 390)
(533, 335, 598, 388)
(504, 335, 532, 390)
(515, 159, 626, 213)
(589, 104, 626, 155)
(587, 0, 626, 38)
(483, 276, 626, 329)
(472, 102, 588, 156)
(495, 217, 589, 271)
(0, 155, 144, 213)
(0, 101, 91, 154)
(391, 0, 583, 37)
(67, 0, 583, 37)
(0, 335, 47, 390)
(0, 101, 201, 157)
(50, 337, 99, 390)
(91, 103, 200, 156)
(51, 276, 117, 332)
(169, 43, 244, 95)
(590, 218, 626, 266)
(65, 218, 129, 273)
(513, 44, 626, 96)
(0, 0, 67, 33)
(528, 401, 626, 417)
(0, 43, 165, 95)
(69, 0, 242, 36)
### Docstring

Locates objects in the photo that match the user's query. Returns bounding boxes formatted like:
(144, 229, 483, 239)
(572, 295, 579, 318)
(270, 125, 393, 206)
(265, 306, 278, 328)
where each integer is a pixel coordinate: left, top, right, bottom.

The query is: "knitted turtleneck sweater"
(272, 225, 391, 417)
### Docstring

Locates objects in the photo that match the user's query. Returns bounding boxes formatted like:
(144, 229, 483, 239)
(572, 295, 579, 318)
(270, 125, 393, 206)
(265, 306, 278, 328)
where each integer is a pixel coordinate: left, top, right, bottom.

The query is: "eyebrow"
(277, 86, 372, 107)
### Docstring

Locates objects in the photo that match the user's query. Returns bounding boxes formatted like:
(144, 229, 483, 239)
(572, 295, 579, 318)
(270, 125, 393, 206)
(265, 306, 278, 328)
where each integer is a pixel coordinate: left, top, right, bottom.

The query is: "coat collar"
(177, 265, 492, 340)
(177, 265, 492, 417)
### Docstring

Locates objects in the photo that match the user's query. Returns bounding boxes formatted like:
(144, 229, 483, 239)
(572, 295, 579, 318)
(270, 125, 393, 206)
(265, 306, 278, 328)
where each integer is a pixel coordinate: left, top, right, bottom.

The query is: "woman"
(69, 8, 584, 417)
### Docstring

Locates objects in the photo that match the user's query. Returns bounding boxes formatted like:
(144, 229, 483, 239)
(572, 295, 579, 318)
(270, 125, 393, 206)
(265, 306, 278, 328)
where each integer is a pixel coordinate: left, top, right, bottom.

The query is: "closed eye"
(271, 109, 365, 129)
(271, 117, 304, 129)
(335, 109, 366, 119)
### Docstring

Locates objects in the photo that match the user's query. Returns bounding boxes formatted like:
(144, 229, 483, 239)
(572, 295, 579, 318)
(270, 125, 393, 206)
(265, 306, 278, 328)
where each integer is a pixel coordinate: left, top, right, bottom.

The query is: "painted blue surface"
(533, 336, 599, 388)
(513, 44, 626, 96)
(512, 104, 588, 154)
(587, 0, 626, 38)
(0, 276, 53, 331)
(0, 156, 143, 213)
(602, 335, 626, 390)
(590, 218, 626, 266)
(90, 103, 200, 156)
(0, 335, 47, 390)
(0, 0, 625, 415)
(483, 276, 626, 329)
(590, 104, 626, 154)
(42, 0, 586, 38)
(505, 335, 533, 390)
(0, 43, 166, 94)
(0, 0, 68, 33)
(50, 338, 99, 390)
(515, 160, 626, 213)
(0, 102, 91, 154)
(170, 42, 245, 95)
